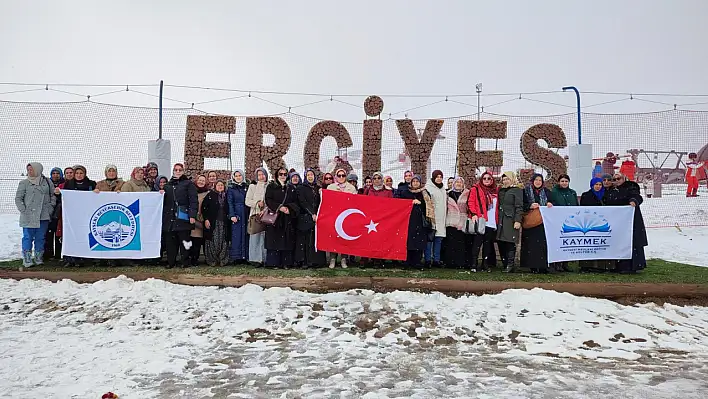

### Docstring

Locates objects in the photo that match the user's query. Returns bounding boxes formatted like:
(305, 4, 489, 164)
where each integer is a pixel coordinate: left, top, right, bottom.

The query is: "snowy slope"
(1, 277, 707, 398)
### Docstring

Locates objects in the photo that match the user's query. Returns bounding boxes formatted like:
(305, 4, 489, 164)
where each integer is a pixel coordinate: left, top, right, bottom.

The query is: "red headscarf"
(475, 171, 498, 204)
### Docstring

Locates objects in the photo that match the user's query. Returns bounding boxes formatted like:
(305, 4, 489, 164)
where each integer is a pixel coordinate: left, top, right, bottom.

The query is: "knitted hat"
(347, 173, 358, 182)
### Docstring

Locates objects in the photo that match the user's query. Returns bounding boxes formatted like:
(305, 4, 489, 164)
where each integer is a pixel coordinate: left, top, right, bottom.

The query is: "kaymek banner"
(61, 191, 164, 259)
(539, 206, 635, 263)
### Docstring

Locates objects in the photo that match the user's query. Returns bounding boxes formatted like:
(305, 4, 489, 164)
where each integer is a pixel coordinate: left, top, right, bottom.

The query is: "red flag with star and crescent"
(316, 190, 413, 260)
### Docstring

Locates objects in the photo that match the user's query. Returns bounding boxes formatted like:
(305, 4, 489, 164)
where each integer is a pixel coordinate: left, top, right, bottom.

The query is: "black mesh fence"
(1, 101, 706, 227)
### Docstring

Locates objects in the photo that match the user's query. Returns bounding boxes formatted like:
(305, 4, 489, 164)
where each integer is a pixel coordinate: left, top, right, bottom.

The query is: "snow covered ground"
(1, 277, 707, 398)
(2, 213, 707, 267)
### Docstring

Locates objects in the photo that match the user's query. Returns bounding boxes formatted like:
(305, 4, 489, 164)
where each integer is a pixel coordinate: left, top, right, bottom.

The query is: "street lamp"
(475, 83, 483, 121)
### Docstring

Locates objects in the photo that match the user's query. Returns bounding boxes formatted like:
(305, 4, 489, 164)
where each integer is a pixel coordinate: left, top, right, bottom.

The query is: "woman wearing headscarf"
(395, 170, 414, 198)
(15, 162, 55, 268)
(94, 164, 124, 192)
(496, 171, 523, 273)
(121, 167, 151, 192)
(467, 171, 499, 272)
(62, 167, 74, 185)
(189, 174, 209, 266)
(264, 167, 299, 268)
(207, 170, 218, 189)
(578, 177, 615, 272)
(604, 173, 648, 273)
(549, 174, 578, 272)
(289, 171, 302, 186)
(161, 163, 198, 268)
(295, 168, 327, 268)
(321, 172, 334, 189)
(444, 176, 470, 269)
(56, 165, 96, 267)
(201, 180, 231, 266)
(424, 170, 447, 268)
(384, 176, 394, 191)
(144, 162, 159, 191)
(154, 175, 168, 192)
(326, 168, 358, 268)
(228, 169, 250, 264)
(520, 173, 554, 273)
(44, 167, 64, 260)
(398, 175, 435, 269)
(245, 167, 269, 266)
(365, 172, 393, 198)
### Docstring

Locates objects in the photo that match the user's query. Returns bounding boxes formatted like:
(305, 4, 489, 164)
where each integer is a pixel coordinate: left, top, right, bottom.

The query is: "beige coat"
(120, 179, 150, 192)
(245, 182, 267, 218)
(95, 179, 124, 192)
(191, 191, 209, 238)
(425, 182, 448, 238)
(327, 182, 357, 194)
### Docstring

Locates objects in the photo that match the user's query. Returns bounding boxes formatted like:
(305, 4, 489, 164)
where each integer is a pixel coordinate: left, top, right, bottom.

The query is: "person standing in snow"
(161, 163, 198, 268)
(245, 167, 269, 266)
(44, 167, 64, 260)
(520, 173, 554, 274)
(578, 177, 616, 272)
(264, 167, 299, 269)
(467, 171, 500, 272)
(228, 170, 250, 264)
(642, 174, 655, 198)
(59, 165, 96, 267)
(94, 164, 124, 192)
(326, 168, 357, 269)
(549, 174, 578, 272)
(424, 170, 447, 268)
(120, 167, 151, 192)
(188, 174, 209, 266)
(496, 172, 524, 273)
(202, 180, 231, 266)
(15, 162, 56, 268)
(604, 173, 648, 273)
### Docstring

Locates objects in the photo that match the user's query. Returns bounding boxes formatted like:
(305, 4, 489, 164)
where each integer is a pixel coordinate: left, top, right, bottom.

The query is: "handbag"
(463, 187, 487, 235)
(521, 207, 543, 229)
(175, 205, 190, 221)
(247, 213, 266, 234)
(259, 190, 288, 226)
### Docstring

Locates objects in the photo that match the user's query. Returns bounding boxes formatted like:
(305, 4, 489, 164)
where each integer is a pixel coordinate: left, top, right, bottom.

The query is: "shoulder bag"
(259, 188, 288, 226)
(463, 187, 486, 235)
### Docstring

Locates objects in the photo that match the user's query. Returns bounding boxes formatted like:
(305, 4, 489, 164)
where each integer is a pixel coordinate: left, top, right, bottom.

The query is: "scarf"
(154, 175, 167, 191)
(590, 177, 604, 200)
(217, 190, 226, 206)
(27, 162, 43, 185)
(525, 174, 548, 205)
(409, 182, 435, 224)
(372, 171, 385, 190)
(475, 171, 498, 205)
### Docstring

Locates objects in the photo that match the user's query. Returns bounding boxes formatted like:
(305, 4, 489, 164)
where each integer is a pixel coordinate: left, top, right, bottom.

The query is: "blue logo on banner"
(559, 209, 612, 252)
(561, 210, 611, 235)
(88, 201, 140, 251)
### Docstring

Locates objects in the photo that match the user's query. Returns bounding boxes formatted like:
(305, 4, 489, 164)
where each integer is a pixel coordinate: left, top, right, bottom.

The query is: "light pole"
(562, 86, 582, 145)
(475, 83, 483, 120)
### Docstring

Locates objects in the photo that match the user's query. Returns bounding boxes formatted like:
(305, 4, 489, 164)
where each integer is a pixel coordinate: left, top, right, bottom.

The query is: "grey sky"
(1, 0, 708, 120)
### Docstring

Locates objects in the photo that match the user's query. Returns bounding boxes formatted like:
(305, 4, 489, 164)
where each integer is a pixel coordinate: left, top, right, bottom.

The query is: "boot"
(503, 250, 516, 273)
(33, 251, 44, 266)
(329, 257, 336, 269)
(22, 250, 34, 268)
(340, 257, 348, 269)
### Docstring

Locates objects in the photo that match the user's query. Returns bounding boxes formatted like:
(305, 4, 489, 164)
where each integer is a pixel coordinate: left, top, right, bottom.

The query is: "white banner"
(61, 191, 164, 259)
(539, 206, 635, 263)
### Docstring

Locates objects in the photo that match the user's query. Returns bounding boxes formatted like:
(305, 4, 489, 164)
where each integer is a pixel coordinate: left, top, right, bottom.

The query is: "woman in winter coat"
(365, 171, 393, 198)
(144, 162, 159, 192)
(395, 170, 413, 198)
(189, 174, 209, 266)
(326, 168, 358, 268)
(384, 176, 394, 191)
(154, 175, 168, 192)
(94, 164, 124, 192)
(467, 171, 500, 272)
(264, 167, 300, 268)
(604, 173, 648, 273)
(202, 180, 231, 266)
(444, 177, 470, 269)
(295, 169, 327, 268)
(321, 172, 334, 189)
(496, 171, 523, 273)
(161, 163, 198, 268)
(228, 169, 250, 264)
(15, 162, 56, 268)
(424, 170, 447, 268)
(520, 173, 554, 273)
(44, 167, 64, 260)
(245, 167, 269, 265)
(398, 175, 435, 269)
(549, 174, 578, 272)
(642, 174, 655, 198)
(578, 177, 616, 272)
(59, 165, 96, 267)
(121, 167, 151, 192)
(207, 170, 218, 189)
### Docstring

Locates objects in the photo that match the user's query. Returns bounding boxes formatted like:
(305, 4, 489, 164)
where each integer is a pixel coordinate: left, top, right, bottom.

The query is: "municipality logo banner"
(539, 206, 635, 263)
(61, 191, 164, 259)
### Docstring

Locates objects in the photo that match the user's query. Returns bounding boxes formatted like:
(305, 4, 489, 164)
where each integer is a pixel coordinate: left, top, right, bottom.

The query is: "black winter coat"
(603, 181, 648, 247)
(62, 178, 96, 191)
(580, 190, 605, 206)
(162, 175, 198, 232)
(398, 189, 428, 251)
(201, 190, 232, 241)
(264, 180, 299, 251)
(295, 182, 320, 232)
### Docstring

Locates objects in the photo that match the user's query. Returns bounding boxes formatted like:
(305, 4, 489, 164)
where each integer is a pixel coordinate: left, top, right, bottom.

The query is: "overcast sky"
(2, 0, 708, 120)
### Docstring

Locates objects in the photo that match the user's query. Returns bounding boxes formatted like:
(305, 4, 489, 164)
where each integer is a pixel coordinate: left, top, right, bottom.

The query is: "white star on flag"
(365, 220, 379, 234)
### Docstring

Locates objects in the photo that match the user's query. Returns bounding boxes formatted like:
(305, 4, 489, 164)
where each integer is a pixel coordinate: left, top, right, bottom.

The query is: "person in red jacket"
(365, 172, 394, 198)
(619, 159, 636, 181)
(467, 170, 499, 272)
(686, 152, 706, 197)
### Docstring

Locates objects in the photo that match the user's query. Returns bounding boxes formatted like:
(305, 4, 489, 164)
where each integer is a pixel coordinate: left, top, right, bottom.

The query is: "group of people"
(15, 160, 648, 274)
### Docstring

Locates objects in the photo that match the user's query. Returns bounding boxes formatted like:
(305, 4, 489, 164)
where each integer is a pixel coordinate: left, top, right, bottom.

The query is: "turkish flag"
(316, 190, 413, 260)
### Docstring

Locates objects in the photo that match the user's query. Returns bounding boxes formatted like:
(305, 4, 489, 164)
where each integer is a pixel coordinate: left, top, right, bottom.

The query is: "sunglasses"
(482, 177, 492, 181)
(324, 176, 333, 180)
(278, 172, 288, 176)
(336, 174, 346, 178)
(613, 178, 623, 181)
